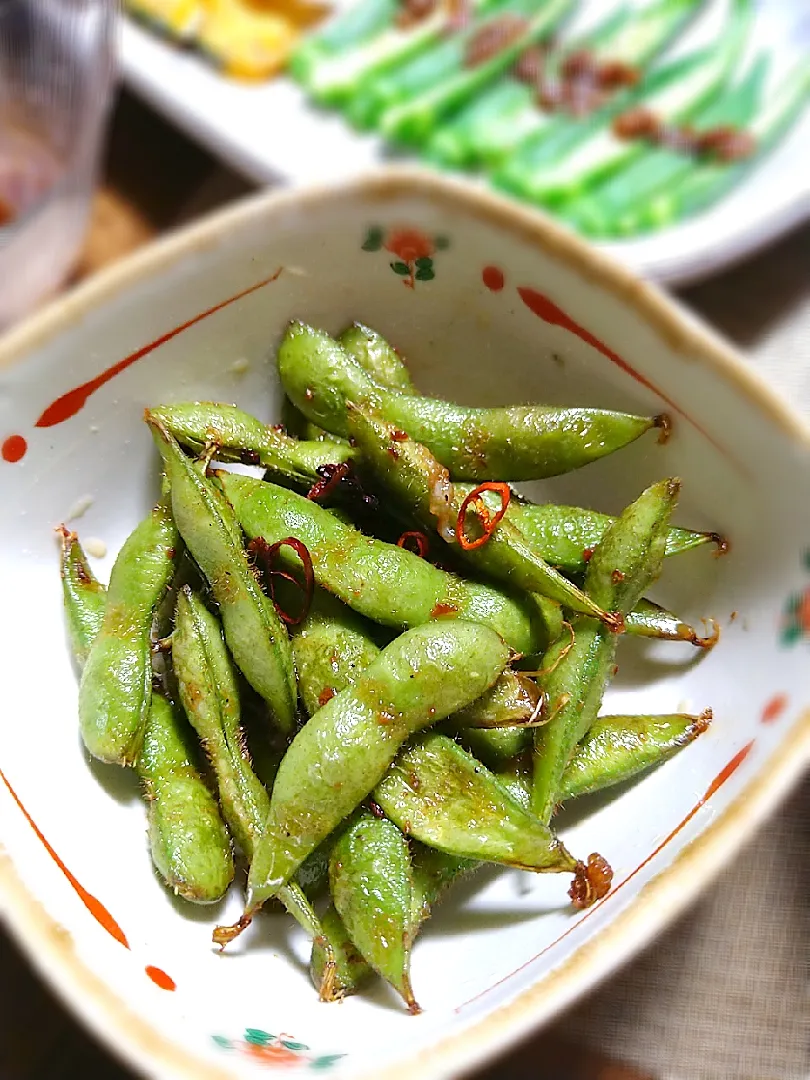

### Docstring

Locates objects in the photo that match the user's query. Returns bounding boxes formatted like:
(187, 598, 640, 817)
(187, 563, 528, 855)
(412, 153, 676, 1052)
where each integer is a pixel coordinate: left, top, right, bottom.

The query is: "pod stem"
(569, 853, 613, 910)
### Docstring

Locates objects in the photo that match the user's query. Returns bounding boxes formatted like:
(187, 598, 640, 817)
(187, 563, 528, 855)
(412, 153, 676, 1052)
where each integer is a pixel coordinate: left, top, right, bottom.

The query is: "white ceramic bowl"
(1, 170, 808, 1080)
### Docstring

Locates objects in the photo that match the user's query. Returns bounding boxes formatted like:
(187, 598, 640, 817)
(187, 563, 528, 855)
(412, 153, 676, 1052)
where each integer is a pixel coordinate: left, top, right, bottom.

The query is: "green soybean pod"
(338, 322, 416, 393)
(310, 903, 372, 1001)
(532, 479, 679, 824)
(238, 620, 510, 922)
(373, 732, 578, 873)
(59, 531, 233, 903)
(291, 590, 384, 717)
(218, 472, 549, 656)
(559, 710, 712, 800)
(139, 693, 235, 903)
(625, 598, 720, 647)
(347, 403, 620, 627)
(457, 724, 532, 765)
(278, 322, 662, 482)
(330, 806, 419, 1011)
(149, 417, 297, 733)
(78, 496, 179, 766)
(149, 402, 352, 491)
(171, 587, 336, 984)
(58, 525, 106, 666)
(471, 491, 726, 573)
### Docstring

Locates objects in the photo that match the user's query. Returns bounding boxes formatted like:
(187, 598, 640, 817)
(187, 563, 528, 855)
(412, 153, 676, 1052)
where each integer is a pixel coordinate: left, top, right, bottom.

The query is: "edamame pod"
(330, 807, 419, 1011)
(78, 497, 179, 765)
(58, 526, 106, 666)
(149, 402, 352, 491)
(310, 903, 370, 1000)
(472, 492, 724, 572)
(626, 598, 720, 647)
(172, 587, 336, 985)
(532, 479, 679, 823)
(149, 417, 297, 732)
(560, 710, 711, 800)
(60, 532, 233, 903)
(218, 472, 550, 655)
(233, 620, 511, 927)
(374, 732, 578, 873)
(457, 724, 531, 765)
(278, 322, 661, 481)
(338, 322, 415, 393)
(347, 403, 622, 627)
(139, 693, 235, 903)
(291, 590, 384, 716)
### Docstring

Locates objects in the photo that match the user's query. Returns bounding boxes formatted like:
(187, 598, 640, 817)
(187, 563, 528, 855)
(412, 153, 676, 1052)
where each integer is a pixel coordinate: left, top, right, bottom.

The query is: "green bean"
(348, 403, 622, 627)
(171, 587, 336, 988)
(218, 472, 552, 655)
(278, 322, 661, 481)
(374, 732, 578, 873)
(532, 479, 679, 824)
(59, 530, 233, 903)
(149, 402, 352, 491)
(330, 806, 419, 1011)
(78, 497, 179, 765)
(148, 416, 297, 733)
(560, 710, 711, 800)
(58, 525, 106, 666)
(226, 620, 510, 932)
(338, 322, 415, 393)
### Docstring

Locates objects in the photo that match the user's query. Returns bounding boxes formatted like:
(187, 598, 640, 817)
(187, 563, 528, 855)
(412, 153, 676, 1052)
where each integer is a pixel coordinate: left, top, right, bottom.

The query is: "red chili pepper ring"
(456, 482, 511, 551)
(249, 535, 314, 626)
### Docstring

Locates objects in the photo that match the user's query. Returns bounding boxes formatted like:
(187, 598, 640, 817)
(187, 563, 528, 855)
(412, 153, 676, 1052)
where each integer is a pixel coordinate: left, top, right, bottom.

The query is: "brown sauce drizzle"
(515, 45, 639, 118)
(613, 108, 756, 161)
(464, 14, 529, 68)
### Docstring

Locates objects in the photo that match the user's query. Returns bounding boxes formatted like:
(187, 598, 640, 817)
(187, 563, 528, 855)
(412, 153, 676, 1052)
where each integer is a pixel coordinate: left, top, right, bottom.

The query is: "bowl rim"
(1, 167, 809, 1080)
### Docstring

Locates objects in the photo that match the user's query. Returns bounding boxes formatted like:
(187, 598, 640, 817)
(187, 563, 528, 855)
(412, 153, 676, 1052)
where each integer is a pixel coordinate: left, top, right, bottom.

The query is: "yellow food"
(126, 0, 327, 80)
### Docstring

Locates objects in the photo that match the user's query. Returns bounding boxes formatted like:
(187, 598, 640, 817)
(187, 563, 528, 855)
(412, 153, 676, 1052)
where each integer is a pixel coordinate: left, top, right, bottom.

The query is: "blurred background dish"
(0, 0, 117, 327)
(119, 0, 810, 284)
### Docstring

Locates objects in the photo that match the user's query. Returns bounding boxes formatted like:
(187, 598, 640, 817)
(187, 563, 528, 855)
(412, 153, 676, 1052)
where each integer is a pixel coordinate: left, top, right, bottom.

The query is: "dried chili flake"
(306, 461, 353, 502)
(397, 530, 430, 558)
(456, 481, 511, 550)
(248, 535, 314, 626)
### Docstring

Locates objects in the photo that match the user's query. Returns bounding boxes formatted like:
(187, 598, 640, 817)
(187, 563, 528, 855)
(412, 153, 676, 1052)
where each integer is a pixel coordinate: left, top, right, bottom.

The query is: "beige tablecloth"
(479, 223, 810, 1080)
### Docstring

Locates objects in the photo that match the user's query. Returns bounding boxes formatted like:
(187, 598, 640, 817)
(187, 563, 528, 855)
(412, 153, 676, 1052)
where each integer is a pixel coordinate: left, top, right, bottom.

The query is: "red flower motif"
(239, 1041, 301, 1067)
(798, 586, 810, 634)
(385, 227, 434, 264)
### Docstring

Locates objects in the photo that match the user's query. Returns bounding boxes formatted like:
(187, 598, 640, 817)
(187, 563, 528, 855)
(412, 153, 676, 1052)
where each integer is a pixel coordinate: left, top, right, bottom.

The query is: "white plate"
(119, 0, 810, 286)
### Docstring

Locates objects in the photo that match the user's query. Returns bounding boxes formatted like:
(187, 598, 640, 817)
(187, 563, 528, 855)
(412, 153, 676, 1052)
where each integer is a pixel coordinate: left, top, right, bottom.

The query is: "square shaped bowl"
(0, 169, 808, 1080)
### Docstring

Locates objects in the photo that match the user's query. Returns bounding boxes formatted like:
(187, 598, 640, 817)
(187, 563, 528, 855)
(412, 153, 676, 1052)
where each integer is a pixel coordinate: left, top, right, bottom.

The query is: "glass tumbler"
(0, 0, 117, 327)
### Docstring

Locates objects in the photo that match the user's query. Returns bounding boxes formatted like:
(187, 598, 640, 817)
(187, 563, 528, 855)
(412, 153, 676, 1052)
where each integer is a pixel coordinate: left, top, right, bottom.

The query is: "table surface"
(2, 89, 808, 1080)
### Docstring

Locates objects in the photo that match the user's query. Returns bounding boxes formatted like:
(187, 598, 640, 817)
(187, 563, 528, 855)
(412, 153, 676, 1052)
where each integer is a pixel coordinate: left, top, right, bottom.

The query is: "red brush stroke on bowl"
(458, 740, 755, 1011)
(482, 266, 505, 292)
(516, 285, 724, 451)
(761, 694, 788, 724)
(35, 268, 283, 429)
(2, 434, 27, 462)
(0, 765, 129, 948)
(145, 965, 176, 991)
